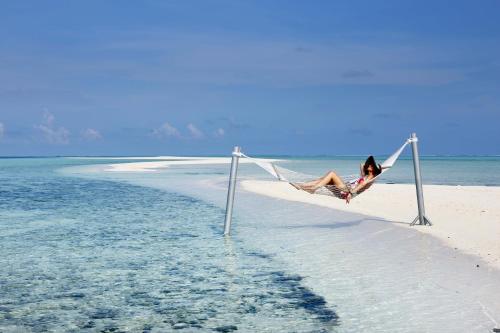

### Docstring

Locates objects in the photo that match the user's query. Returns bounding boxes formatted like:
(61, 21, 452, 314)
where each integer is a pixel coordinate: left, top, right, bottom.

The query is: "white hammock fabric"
(239, 138, 412, 200)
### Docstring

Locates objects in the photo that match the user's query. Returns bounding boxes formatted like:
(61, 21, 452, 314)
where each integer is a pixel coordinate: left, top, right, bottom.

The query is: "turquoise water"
(0, 158, 337, 332)
(1, 157, 500, 332)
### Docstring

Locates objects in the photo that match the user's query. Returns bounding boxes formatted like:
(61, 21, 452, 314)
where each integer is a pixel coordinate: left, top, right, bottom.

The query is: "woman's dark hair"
(363, 156, 382, 176)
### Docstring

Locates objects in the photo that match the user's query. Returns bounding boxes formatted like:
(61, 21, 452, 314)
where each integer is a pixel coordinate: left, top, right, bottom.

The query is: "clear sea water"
(1, 156, 499, 332)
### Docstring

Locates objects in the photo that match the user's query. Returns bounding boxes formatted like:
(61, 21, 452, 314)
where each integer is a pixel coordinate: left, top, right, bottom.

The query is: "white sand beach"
(242, 180, 500, 271)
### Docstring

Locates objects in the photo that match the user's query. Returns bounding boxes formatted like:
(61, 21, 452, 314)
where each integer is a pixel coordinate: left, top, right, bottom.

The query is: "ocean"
(1, 156, 499, 332)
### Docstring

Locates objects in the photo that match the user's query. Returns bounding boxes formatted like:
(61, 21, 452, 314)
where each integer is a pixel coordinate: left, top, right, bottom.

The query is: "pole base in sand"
(410, 215, 432, 226)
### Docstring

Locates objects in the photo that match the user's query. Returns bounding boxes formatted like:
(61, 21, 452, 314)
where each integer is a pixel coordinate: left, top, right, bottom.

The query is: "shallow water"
(1, 157, 500, 332)
(0, 158, 338, 332)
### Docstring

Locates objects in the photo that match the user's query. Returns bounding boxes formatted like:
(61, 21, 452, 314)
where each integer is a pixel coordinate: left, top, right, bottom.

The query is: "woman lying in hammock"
(291, 156, 383, 203)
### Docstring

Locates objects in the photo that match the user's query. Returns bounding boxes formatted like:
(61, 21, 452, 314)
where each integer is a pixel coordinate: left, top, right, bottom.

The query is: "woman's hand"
(345, 192, 352, 204)
(345, 188, 357, 204)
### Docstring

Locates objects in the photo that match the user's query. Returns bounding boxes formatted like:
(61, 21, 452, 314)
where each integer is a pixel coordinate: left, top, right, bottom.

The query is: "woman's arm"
(344, 178, 374, 204)
(359, 163, 365, 177)
(351, 178, 375, 195)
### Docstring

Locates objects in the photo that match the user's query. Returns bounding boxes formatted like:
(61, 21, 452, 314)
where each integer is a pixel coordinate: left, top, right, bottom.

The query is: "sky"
(0, 0, 499, 156)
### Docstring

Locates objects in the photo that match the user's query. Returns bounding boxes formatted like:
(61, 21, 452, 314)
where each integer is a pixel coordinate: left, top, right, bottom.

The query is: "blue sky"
(0, 0, 499, 156)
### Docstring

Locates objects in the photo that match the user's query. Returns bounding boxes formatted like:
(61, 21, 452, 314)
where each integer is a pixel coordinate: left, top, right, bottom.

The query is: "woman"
(291, 156, 383, 203)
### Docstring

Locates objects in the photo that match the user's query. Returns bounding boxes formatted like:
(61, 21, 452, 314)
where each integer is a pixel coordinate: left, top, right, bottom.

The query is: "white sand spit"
(106, 157, 272, 172)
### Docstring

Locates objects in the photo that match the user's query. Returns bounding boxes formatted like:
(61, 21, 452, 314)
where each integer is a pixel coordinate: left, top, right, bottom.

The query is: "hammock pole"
(410, 133, 432, 226)
(224, 146, 241, 236)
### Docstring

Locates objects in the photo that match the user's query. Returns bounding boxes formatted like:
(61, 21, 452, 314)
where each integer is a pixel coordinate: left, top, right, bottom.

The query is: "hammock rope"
(238, 138, 412, 200)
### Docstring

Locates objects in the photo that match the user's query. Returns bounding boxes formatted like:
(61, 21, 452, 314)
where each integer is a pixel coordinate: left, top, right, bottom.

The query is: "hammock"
(239, 138, 412, 200)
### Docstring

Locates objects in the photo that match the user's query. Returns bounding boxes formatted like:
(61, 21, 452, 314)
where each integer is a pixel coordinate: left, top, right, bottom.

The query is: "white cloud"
(187, 123, 204, 139)
(43, 112, 54, 126)
(214, 128, 225, 137)
(0, 122, 4, 141)
(81, 128, 102, 141)
(34, 112, 70, 144)
(152, 122, 181, 139)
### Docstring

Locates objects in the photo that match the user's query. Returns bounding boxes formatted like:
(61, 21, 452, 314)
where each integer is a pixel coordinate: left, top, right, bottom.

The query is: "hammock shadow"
(362, 217, 410, 226)
(281, 217, 410, 230)
(282, 220, 364, 230)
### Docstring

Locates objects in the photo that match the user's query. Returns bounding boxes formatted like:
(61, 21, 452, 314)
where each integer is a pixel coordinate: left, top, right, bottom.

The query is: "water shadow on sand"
(280, 217, 410, 230)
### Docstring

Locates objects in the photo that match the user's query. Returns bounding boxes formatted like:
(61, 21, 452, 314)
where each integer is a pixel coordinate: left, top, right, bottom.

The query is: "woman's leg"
(299, 171, 330, 187)
(300, 171, 346, 191)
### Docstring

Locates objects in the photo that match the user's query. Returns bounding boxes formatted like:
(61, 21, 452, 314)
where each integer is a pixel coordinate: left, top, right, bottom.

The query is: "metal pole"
(224, 146, 241, 236)
(410, 133, 432, 226)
